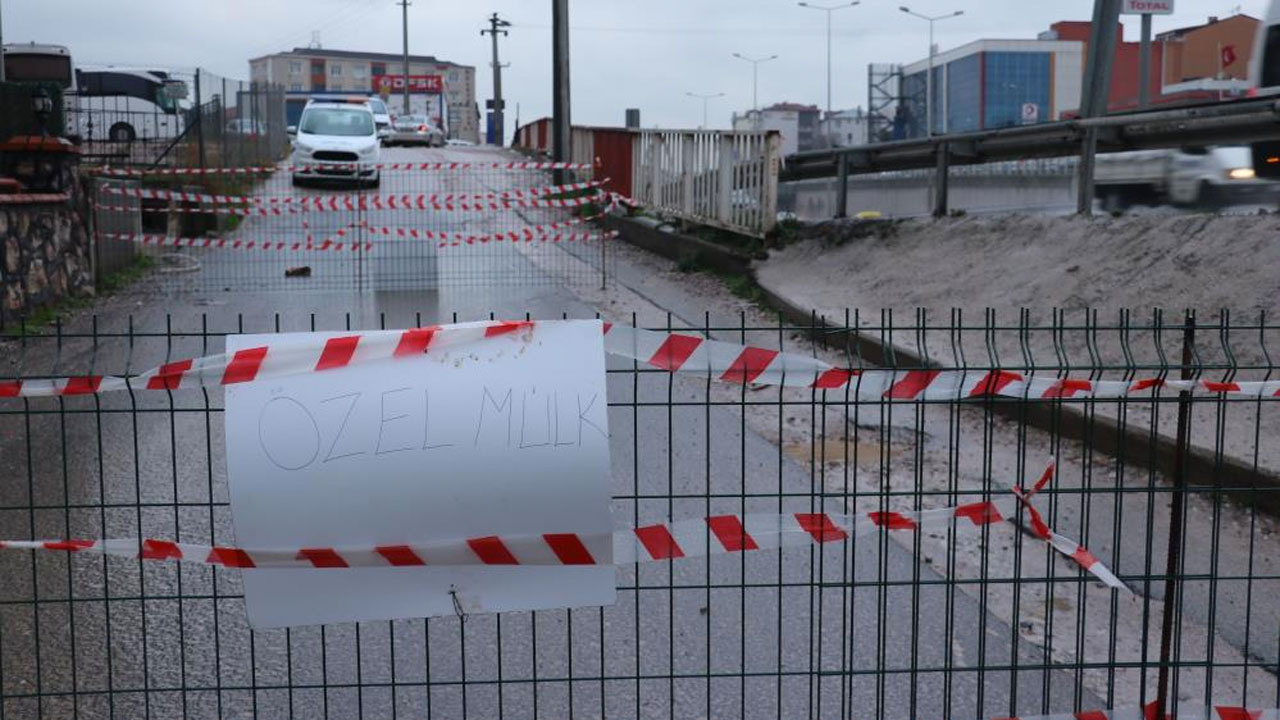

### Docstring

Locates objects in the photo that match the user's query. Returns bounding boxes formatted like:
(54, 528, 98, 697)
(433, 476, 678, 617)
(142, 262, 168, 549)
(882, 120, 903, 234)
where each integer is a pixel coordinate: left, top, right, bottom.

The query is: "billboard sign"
(1121, 0, 1173, 14)
(375, 74, 444, 93)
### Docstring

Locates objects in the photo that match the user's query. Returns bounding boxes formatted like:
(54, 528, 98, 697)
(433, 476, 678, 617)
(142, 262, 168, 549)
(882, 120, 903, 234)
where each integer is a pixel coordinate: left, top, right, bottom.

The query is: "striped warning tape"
(989, 703, 1279, 720)
(98, 179, 605, 207)
(95, 233, 374, 252)
(1, 320, 1276, 401)
(94, 218, 611, 252)
(95, 190, 604, 215)
(96, 161, 593, 177)
(0, 460, 1123, 587)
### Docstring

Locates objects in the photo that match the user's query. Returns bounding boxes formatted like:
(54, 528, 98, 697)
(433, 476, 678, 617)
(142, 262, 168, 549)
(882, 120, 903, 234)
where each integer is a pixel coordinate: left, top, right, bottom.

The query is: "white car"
(289, 102, 381, 188)
(366, 96, 392, 140)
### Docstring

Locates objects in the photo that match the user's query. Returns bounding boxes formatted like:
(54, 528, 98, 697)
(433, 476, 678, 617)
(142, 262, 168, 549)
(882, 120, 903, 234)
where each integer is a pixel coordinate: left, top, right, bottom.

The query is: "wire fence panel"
(0, 312, 1277, 720)
(88, 155, 611, 295)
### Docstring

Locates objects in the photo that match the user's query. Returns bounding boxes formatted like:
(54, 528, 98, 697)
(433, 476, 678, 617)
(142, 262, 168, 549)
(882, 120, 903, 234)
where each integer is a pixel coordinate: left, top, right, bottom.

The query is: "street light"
(797, 1, 859, 117)
(686, 91, 725, 129)
(732, 53, 779, 120)
(899, 6, 964, 137)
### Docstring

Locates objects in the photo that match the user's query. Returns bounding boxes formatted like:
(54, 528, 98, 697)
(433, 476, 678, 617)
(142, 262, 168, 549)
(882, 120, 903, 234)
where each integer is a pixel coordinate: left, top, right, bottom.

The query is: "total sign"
(1121, 0, 1173, 14)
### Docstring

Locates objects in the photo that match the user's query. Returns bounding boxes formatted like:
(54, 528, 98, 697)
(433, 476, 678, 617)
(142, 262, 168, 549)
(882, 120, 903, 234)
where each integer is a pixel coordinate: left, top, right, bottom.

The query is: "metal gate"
(0, 310, 1276, 719)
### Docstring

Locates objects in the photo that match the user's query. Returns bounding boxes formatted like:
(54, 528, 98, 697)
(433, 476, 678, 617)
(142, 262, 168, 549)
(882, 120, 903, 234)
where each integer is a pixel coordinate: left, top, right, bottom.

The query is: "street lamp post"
(797, 2, 859, 117)
(686, 92, 725, 129)
(732, 53, 779, 120)
(899, 6, 963, 137)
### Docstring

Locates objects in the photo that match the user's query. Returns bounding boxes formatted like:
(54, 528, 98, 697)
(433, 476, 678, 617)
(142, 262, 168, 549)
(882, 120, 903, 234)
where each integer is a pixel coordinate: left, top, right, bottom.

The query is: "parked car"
(386, 114, 445, 147)
(226, 118, 267, 137)
(288, 101, 380, 188)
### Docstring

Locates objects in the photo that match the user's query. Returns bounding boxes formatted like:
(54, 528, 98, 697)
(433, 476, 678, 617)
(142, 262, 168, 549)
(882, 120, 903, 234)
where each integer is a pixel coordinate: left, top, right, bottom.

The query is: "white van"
(288, 101, 381, 188)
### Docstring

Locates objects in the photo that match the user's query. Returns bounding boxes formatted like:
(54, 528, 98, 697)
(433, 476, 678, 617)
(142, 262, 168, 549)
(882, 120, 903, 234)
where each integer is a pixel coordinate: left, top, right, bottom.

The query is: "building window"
(289, 61, 302, 74)
(353, 65, 367, 78)
(290, 83, 303, 92)
(983, 51, 1050, 130)
(448, 71, 459, 84)
(946, 54, 982, 133)
(330, 64, 342, 76)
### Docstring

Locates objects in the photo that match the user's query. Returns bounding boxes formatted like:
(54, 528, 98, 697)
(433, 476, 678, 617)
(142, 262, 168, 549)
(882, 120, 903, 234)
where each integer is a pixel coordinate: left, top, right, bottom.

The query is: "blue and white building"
(899, 38, 1084, 138)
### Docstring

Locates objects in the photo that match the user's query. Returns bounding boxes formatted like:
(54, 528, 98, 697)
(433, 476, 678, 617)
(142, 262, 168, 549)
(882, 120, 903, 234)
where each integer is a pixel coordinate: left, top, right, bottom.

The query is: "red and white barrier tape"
(99, 179, 605, 207)
(2, 320, 1276, 402)
(0, 460, 1122, 587)
(95, 217, 610, 252)
(95, 233, 373, 252)
(986, 703, 1278, 720)
(352, 220, 612, 246)
(96, 190, 603, 215)
(97, 161, 593, 177)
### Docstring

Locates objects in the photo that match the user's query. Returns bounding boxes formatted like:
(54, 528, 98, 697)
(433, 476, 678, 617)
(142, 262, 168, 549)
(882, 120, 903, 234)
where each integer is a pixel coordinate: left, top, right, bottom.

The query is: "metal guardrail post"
(1077, 127, 1098, 215)
(681, 135, 694, 221)
(932, 142, 949, 217)
(835, 152, 849, 218)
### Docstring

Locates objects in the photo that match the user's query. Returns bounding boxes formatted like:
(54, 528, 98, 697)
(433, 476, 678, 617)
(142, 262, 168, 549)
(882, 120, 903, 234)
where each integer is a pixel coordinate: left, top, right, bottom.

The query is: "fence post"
(220, 77, 228, 169)
(717, 134, 734, 227)
(194, 70, 206, 171)
(761, 132, 779, 234)
(835, 152, 849, 219)
(650, 135, 663, 210)
(680, 134, 695, 224)
(933, 141, 949, 218)
(1154, 311, 1195, 720)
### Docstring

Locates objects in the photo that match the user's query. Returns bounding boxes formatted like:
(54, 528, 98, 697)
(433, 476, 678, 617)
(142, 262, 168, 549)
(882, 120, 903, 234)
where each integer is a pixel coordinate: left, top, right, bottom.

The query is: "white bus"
(72, 67, 188, 142)
(2, 43, 188, 143)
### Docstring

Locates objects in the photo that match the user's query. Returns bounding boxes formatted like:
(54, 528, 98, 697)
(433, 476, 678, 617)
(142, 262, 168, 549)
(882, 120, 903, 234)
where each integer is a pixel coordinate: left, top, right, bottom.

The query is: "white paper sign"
(224, 320, 614, 628)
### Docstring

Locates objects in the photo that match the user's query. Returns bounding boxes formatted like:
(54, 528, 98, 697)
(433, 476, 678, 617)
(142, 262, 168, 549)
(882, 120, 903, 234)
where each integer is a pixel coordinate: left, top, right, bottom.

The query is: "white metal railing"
(630, 130, 781, 238)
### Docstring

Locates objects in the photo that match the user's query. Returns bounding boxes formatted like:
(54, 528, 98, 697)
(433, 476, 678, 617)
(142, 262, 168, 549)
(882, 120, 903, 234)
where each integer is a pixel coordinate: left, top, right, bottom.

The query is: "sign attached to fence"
(224, 321, 615, 628)
(1121, 0, 1173, 14)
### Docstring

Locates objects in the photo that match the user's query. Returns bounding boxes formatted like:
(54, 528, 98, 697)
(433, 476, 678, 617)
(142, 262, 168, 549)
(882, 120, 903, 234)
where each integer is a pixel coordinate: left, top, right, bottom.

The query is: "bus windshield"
(4, 53, 73, 88)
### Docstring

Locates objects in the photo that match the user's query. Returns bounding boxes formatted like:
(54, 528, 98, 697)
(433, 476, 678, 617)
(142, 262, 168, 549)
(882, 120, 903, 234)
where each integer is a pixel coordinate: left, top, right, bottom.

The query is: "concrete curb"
(602, 215, 752, 275)
(609, 215, 1280, 515)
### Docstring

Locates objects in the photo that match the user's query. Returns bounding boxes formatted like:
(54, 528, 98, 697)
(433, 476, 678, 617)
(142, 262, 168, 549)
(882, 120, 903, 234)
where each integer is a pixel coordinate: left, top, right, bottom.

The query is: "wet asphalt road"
(0, 146, 1103, 720)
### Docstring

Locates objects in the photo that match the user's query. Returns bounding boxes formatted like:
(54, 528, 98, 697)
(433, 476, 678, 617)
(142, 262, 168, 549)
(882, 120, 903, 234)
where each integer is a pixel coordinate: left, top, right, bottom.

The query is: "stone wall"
(0, 190, 93, 325)
(0, 139, 95, 326)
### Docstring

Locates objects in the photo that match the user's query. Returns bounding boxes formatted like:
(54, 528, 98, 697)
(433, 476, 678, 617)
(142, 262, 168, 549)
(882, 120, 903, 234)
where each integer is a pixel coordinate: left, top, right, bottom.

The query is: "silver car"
(386, 115, 444, 147)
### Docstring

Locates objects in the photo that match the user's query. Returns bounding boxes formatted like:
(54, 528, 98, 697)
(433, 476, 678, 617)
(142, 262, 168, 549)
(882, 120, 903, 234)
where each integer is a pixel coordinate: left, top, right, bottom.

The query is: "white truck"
(1094, 146, 1273, 210)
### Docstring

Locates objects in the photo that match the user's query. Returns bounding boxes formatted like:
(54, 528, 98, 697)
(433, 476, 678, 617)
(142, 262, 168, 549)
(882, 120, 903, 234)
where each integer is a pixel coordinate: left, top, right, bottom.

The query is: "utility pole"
(0, 0, 6, 83)
(899, 6, 964, 137)
(552, 0, 570, 170)
(482, 12, 511, 145)
(797, 2, 859, 118)
(398, 0, 411, 115)
(1138, 13, 1153, 108)
(1076, 0, 1122, 215)
(732, 53, 779, 124)
(686, 92, 724, 129)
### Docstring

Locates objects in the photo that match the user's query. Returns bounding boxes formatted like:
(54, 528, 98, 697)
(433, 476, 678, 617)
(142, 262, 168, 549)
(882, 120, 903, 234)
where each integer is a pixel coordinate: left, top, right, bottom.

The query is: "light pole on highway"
(899, 6, 963, 137)
(397, 0, 412, 115)
(686, 92, 724, 129)
(732, 53, 779, 117)
(797, 1, 859, 117)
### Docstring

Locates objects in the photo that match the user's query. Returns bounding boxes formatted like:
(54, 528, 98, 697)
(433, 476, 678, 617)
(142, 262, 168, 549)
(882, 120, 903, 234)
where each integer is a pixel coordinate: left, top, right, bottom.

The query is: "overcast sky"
(3, 0, 1269, 129)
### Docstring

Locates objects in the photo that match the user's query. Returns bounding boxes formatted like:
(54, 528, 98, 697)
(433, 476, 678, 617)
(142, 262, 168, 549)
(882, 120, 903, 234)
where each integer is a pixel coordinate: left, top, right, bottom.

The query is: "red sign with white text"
(375, 75, 444, 93)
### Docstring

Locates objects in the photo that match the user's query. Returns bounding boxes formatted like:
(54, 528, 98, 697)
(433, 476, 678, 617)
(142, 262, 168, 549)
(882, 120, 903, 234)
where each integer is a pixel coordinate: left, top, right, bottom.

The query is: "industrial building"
(249, 47, 478, 143)
(890, 13, 1258, 139)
